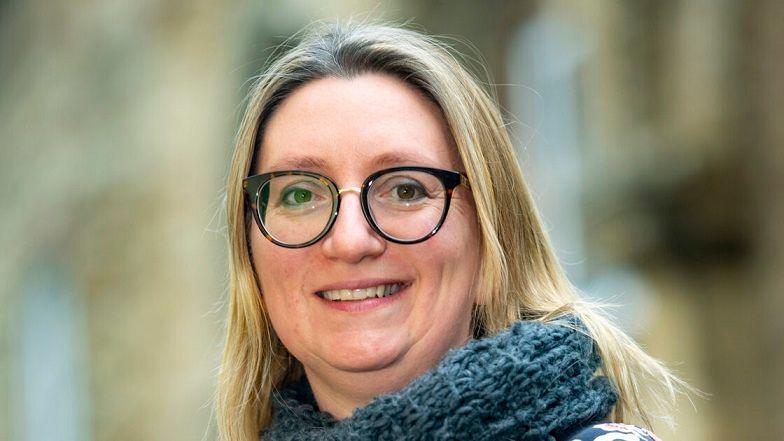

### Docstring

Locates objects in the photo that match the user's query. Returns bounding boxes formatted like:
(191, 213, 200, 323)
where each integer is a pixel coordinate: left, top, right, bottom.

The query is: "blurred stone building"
(1, 1, 782, 440)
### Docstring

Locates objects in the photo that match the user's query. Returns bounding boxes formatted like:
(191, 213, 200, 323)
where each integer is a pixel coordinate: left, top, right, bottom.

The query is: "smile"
(316, 283, 405, 301)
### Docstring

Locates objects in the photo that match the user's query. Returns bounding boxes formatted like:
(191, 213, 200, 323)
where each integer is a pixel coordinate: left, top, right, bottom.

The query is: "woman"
(218, 21, 688, 440)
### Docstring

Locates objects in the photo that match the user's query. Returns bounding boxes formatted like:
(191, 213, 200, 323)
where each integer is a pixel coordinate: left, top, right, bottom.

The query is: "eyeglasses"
(243, 166, 470, 248)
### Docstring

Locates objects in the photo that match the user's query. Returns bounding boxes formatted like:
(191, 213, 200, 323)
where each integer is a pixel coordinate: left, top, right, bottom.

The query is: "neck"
(303, 368, 402, 419)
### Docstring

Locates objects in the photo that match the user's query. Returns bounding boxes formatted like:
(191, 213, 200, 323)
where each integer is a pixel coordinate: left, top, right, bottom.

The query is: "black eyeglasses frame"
(242, 166, 470, 248)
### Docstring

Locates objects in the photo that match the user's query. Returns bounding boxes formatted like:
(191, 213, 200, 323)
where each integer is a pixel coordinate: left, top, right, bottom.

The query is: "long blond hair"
(218, 20, 691, 441)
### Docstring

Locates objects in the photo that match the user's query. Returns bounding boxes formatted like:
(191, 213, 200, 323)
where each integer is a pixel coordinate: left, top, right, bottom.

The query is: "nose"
(320, 188, 386, 263)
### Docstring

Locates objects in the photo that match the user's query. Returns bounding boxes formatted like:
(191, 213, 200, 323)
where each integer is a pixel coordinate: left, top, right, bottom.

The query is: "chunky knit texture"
(263, 319, 618, 440)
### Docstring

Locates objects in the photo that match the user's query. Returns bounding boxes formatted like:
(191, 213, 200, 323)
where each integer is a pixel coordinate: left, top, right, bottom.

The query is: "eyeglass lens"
(257, 170, 447, 245)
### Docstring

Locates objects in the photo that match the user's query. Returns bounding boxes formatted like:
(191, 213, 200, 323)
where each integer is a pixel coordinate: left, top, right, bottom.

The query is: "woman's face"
(251, 73, 481, 391)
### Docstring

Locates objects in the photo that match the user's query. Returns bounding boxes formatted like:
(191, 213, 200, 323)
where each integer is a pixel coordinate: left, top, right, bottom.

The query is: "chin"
(322, 333, 409, 373)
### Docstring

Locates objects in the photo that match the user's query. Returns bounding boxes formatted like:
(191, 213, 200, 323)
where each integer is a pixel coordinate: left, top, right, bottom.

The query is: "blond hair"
(217, 21, 691, 441)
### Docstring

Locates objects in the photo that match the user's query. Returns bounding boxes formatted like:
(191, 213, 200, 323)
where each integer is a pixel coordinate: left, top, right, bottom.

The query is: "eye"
(266, 174, 333, 215)
(277, 182, 328, 210)
(394, 182, 424, 201)
(374, 175, 430, 203)
(283, 187, 313, 205)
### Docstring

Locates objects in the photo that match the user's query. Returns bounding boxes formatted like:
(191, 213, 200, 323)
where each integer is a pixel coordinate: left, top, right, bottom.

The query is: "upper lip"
(314, 279, 408, 293)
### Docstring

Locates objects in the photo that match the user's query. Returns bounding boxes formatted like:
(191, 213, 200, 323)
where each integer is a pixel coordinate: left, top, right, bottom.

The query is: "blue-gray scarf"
(263, 318, 617, 440)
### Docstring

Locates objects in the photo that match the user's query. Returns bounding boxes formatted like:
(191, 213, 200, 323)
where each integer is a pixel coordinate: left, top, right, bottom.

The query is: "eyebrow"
(265, 150, 440, 172)
(266, 155, 329, 171)
(370, 151, 436, 168)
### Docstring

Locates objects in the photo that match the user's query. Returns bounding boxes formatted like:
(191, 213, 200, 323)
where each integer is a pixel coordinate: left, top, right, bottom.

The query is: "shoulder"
(564, 423, 663, 441)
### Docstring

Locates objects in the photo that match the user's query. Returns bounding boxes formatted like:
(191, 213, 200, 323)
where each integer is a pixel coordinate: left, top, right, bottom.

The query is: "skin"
(251, 73, 482, 419)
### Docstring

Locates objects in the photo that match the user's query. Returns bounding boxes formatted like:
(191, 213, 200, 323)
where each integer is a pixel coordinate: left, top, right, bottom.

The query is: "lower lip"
(315, 284, 408, 312)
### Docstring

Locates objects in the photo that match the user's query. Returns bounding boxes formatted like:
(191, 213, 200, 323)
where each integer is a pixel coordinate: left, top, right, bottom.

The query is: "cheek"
(250, 233, 319, 356)
(423, 201, 481, 298)
(407, 210, 480, 348)
(249, 233, 309, 323)
(442, 201, 482, 297)
(251, 233, 299, 291)
(446, 198, 481, 260)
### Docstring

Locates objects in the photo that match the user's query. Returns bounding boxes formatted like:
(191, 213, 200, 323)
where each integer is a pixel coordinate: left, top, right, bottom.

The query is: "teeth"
(319, 283, 403, 301)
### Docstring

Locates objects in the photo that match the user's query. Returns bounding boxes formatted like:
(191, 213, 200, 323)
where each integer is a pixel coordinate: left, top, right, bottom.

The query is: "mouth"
(315, 282, 408, 302)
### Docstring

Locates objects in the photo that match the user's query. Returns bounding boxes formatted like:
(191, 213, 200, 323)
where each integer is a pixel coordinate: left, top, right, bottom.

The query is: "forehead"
(257, 73, 459, 175)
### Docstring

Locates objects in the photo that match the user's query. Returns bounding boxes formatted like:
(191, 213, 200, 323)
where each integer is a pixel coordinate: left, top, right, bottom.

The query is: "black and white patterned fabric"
(567, 422, 662, 440)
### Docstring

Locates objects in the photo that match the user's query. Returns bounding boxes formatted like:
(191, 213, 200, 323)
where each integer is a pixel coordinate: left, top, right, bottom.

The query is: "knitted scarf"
(263, 318, 618, 440)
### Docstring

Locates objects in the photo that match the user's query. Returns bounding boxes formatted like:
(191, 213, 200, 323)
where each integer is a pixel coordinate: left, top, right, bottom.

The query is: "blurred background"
(1, 0, 782, 440)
